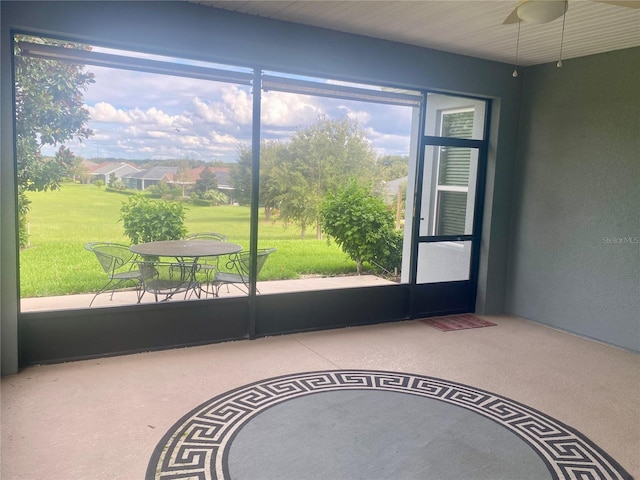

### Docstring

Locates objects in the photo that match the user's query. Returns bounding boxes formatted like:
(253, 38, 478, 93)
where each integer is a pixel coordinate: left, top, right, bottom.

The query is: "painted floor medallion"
(147, 370, 632, 480)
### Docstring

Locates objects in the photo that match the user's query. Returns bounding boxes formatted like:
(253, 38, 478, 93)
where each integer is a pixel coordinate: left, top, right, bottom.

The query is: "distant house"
(184, 166, 234, 192)
(122, 165, 234, 192)
(122, 166, 176, 190)
(89, 162, 140, 186)
(80, 159, 100, 172)
(382, 176, 407, 204)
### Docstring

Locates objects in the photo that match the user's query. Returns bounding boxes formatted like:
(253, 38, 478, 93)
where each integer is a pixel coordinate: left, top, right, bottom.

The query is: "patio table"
(130, 240, 243, 300)
(130, 240, 242, 261)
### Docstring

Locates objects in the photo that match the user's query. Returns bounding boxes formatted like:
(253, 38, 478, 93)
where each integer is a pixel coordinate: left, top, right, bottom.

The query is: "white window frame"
(431, 107, 474, 236)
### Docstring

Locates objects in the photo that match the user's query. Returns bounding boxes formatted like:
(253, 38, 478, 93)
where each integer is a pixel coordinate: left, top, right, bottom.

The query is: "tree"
(14, 35, 95, 246)
(376, 155, 409, 182)
(232, 141, 287, 220)
(63, 149, 90, 183)
(231, 117, 377, 237)
(320, 179, 398, 274)
(231, 146, 252, 206)
(194, 166, 218, 196)
(173, 160, 192, 196)
(275, 116, 376, 238)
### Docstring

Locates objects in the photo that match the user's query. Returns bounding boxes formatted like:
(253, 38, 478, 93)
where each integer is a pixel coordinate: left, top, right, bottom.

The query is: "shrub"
(110, 179, 126, 190)
(120, 195, 187, 244)
(192, 198, 214, 207)
(201, 189, 229, 206)
(320, 179, 397, 274)
(372, 228, 403, 276)
(105, 187, 137, 196)
(147, 182, 181, 199)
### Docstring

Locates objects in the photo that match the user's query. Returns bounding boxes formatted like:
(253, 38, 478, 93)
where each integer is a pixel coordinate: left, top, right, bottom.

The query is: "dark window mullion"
(418, 235, 474, 243)
(17, 42, 253, 85)
(423, 136, 482, 149)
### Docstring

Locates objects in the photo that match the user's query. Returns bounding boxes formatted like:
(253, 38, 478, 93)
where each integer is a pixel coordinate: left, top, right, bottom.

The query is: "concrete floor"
(1, 315, 639, 479)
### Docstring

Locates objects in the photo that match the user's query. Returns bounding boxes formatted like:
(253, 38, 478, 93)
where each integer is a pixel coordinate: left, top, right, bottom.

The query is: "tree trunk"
(316, 220, 322, 240)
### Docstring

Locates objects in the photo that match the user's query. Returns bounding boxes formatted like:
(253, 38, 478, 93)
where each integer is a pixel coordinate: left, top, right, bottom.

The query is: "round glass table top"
(130, 240, 242, 258)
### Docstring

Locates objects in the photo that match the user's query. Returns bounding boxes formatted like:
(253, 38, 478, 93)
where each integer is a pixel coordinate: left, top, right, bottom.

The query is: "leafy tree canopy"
(194, 166, 218, 195)
(376, 155, 409, 182)
(14, 35, 95, 247)
(232, 116, 376, 237)
(14, 35, 95, 193)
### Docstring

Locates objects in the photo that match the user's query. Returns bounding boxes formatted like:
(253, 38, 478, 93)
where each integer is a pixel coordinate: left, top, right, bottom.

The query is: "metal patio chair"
(85, 242, 142, 307)
(183, 232, 228, 242)
(137, 260, 200, 302)
(212, 248, 276, 296)
(183, 232, 228, 297)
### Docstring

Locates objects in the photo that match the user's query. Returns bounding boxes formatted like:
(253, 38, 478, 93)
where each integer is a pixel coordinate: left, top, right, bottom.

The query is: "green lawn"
(20, 183, 357, 297)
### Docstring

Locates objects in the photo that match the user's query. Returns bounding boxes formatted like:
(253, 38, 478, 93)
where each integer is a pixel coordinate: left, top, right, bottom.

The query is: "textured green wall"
(507, 47, 640, 351)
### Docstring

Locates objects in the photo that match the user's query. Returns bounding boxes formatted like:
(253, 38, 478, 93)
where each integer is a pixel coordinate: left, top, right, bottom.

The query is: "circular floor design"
(147, 370, 631, 480)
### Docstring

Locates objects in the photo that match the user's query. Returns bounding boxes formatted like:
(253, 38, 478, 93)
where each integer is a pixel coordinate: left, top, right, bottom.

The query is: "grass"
(20, 183, 357, 297)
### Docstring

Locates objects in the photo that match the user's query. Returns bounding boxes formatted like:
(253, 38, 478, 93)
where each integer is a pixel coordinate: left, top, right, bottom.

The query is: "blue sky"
(46, 63, 415, 163)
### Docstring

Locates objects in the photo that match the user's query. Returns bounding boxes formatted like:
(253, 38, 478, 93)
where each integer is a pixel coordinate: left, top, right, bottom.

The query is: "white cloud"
(128, 107, 176, 127)
(192, 97, 228, 124)
(88, 102, 131, 123)
(51, 63, 413, 162)
(146, 130, 170, 139)
(221, 87, 252, 124)
(365, 126, 412, 157)
(211, 131, 240, 146)
(262, 91, 322, 127)
(343, 107, 371, 125)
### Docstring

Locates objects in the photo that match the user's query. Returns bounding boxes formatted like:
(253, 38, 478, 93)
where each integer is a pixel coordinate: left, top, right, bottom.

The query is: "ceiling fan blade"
(594, 0, 640, 7)
(503, 4, 523, 24)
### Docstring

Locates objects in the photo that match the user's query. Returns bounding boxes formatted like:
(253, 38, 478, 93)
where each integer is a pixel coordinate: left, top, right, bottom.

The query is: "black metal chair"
(183, 232, 228, 242)
(85, 242, 141, 306)
(212, 248, 276, 296)
(137, 260, 200, 302)
(183, 232, 228, 297)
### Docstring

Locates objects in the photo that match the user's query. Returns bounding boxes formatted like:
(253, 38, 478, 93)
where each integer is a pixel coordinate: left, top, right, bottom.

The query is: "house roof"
(161, 166, 233, 188)
(123, 166, 177, 181)
(188, 166, 233, 189)
(90, 162, 140, 176)
(81, 159, 100, 171)
(382, 177, 408, 200)
(120, 165, 234, 190)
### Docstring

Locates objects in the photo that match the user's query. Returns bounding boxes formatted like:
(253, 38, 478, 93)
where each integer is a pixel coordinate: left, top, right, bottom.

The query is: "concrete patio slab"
(20, 275, 396, 312)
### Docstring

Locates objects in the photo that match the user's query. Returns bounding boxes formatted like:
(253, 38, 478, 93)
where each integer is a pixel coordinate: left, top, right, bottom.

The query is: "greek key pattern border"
(147, 370, 632, 480)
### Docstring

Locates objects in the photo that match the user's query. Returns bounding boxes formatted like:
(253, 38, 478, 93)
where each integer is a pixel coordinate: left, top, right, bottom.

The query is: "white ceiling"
(191, 1, 640, 66)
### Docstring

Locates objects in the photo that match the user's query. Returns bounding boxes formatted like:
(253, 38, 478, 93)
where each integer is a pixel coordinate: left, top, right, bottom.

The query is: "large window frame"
(15, 38, 423, 308)
(11, 32, 491, 366)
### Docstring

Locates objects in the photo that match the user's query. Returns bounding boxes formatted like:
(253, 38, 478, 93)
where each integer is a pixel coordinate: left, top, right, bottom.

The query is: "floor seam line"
(293, 338, 340, 368)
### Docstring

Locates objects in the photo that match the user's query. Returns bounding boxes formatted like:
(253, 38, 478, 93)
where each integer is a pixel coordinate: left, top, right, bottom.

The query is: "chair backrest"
(85, 242, 136, 274)
(183, 232, 227, 241)
(233, 248, 276, 277)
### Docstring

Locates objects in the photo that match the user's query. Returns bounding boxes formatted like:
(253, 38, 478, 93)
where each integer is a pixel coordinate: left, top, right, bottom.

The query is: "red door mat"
(419, 314, 497, 332)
